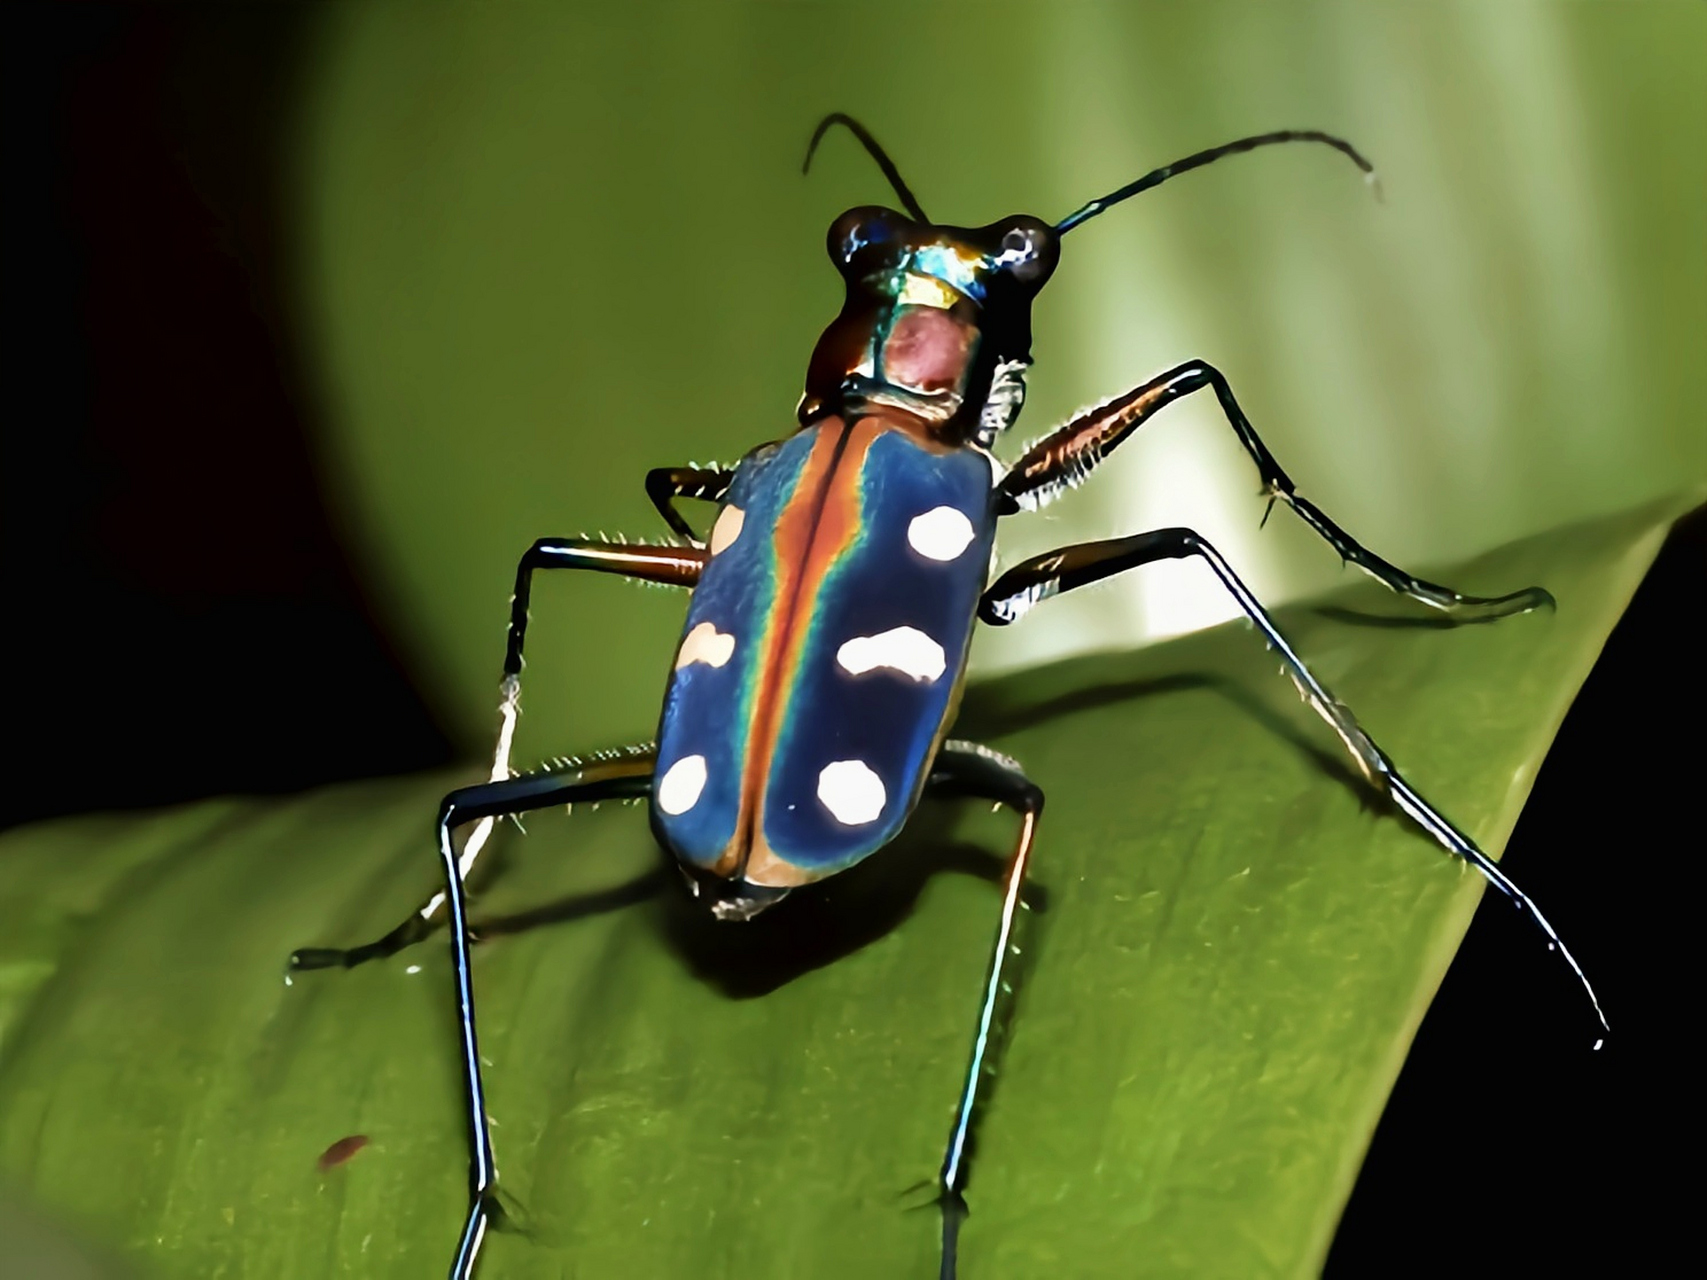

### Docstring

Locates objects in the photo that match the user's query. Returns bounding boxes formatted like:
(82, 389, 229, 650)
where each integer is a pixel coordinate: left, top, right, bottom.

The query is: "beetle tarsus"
(1427, 582, 1556, 623)
(982, 524, 1608, 1039)
(450, 1190, 505, 1280)
(287, 947, 345, 972)
(937, 1187, 968, 1280)
(289, 912, 434, 972)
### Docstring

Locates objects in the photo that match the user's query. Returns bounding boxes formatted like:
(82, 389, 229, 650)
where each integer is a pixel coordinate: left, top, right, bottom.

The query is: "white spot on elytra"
(675, 621, 735, 670)
(709, 505, 744, 555)
(836, 626, 946, 683)
(907, 506, 976, 561)
(656, 755, 707, 815)
(817, 759, 887, 826)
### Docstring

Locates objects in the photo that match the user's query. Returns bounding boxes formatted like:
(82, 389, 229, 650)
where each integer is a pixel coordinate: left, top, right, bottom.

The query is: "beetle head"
(801, 206, 1059, 445)
(798, 113, 1378, 446)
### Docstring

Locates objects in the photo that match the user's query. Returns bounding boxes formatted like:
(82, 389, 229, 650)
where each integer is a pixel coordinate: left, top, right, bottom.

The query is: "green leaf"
(0, 494, 1692, 1279)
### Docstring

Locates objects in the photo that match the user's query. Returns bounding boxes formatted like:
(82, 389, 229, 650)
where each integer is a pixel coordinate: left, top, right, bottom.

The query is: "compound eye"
(828, 206, 904, 268)
(996, 219, 1057, 285)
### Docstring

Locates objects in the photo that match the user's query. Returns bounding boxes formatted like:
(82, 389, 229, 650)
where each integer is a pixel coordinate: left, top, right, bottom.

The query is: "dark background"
(4, 3, 454, 832)
(5, 5, 1698, 1273)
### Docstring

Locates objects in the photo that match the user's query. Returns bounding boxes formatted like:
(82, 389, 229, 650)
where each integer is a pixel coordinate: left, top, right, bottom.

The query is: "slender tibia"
(980, 528, 1606, 1041)
(502, 538, 704, 680)
(994, 360, 1550, 621)
(926, 741, 1046, 1280)
(289, 539, 699, 974)
(432, 753, 656, 1280)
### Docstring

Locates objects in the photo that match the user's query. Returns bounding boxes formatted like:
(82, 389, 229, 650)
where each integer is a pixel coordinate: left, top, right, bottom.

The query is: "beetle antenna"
(803, 112, 931, 224)
(1055, 129, 1379, 234)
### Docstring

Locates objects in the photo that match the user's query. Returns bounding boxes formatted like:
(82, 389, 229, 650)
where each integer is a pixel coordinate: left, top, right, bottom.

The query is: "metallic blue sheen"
(651, 421, 996, 880)
(761, 428, 993, 872)
(649, 432, 810, 869)
(908, 244, 989, 303)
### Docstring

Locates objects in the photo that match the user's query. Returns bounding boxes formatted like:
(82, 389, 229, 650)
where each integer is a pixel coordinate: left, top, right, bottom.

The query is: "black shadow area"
(3, 3, 454, 830)
(1325, 506, 1703, 1275)
(454, 805, 1025, 1002)
(656, 802, 1020, 1000)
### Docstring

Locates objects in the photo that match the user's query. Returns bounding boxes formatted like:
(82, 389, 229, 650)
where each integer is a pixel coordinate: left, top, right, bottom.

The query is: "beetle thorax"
(801, 256, 986, 434)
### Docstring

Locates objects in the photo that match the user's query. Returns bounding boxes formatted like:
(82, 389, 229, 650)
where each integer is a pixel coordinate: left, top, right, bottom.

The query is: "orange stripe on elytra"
(717, 419, 877, 882)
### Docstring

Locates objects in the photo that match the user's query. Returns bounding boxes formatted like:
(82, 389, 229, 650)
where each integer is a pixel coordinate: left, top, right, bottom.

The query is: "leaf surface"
(0, 495, 1692, 1279)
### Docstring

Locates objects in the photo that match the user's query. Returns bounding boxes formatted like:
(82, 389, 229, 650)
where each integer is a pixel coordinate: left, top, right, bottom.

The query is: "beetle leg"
(288, 741, 660, 971)
(925, 741, 1046, 1280)
(423, 753, 657, 1280)
(288, 540, 701, 973)
(500, 538, 705, 682)
(980, 527, 1606, 1041)
(645, 465, 736, 546)
(994, 360, 1550, 621)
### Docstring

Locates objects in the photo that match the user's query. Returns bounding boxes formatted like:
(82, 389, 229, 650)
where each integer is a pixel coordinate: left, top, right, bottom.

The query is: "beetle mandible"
(290, 113, 1606, 1279)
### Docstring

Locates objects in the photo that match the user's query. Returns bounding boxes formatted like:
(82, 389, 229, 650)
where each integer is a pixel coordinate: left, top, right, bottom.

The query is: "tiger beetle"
(290, 113, 1608, 1279)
